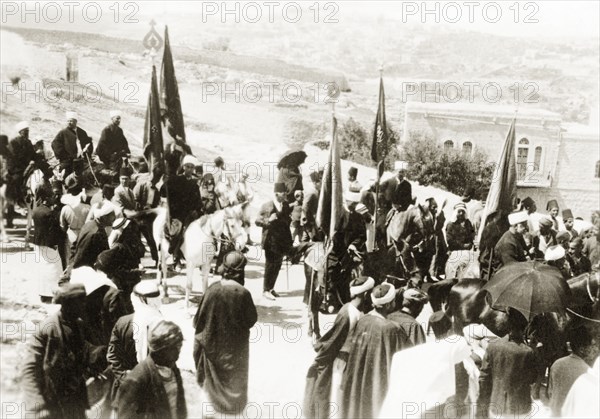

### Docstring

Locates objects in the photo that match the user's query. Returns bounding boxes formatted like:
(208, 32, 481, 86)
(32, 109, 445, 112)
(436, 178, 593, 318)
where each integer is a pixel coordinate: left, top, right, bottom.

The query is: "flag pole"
(373, 64, 384, 251)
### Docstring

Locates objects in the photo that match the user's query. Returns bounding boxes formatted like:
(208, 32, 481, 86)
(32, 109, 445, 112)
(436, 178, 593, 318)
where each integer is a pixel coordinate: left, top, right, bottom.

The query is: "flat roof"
(405, 101, 562, 121)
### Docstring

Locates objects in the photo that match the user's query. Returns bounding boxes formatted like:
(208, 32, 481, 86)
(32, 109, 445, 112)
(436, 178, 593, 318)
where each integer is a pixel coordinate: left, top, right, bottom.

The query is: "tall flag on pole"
(371, 76, 388, 163)
(477, 117, 518, 242)
(316, 116, 344, 239)
(143, 65, 164, 175)
(160, 25, 186, 141)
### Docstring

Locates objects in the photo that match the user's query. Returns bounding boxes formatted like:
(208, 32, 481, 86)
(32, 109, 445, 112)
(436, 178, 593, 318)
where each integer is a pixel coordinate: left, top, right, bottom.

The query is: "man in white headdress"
(493, 211, 530, 272)
(96, 110, 130, 173)
(52, 111, 93, 176)
(107, 281, 163, 410)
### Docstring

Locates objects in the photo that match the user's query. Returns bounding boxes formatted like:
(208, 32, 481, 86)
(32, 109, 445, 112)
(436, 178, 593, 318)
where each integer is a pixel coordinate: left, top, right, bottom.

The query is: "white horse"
(152, 204, 248, 307)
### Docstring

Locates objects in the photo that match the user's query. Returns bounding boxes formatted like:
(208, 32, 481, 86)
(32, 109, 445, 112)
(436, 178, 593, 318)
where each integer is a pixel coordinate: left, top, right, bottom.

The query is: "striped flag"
(143, 65, 164, 175)
(160, 25, 186, 141)
(316, 116, 344, 239)
(477, 117, 518, 242)
(371, 76, 388, 163)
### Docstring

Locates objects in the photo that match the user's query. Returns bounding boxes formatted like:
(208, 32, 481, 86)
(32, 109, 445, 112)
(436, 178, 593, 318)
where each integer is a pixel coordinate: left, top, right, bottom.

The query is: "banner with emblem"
(317, 116, 344, 239)
(160, 25, 186, 142)
(143, 65, 164, 174)
(371, 76, 388, 164)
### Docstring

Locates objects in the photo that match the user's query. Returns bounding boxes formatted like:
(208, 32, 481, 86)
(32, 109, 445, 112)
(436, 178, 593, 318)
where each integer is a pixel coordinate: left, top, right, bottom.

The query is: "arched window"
(533, 146, 542, 172)
(596, 161, 600, 178)
(517, 138, 530, 179)
(462, 141, 472, 155)
(444, 140, 454, 151)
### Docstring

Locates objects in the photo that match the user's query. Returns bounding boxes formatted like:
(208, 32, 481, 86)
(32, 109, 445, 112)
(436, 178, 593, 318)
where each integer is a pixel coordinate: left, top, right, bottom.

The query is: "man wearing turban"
(52, 112, 94, 177)
(117, 320, 187, 419)
(341, 283, 413, 418)
(95, 110, 130, 173)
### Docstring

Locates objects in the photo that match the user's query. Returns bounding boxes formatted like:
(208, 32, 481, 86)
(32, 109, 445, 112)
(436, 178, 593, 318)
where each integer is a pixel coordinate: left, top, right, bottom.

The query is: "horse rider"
(52, 112, 94, 178)
(6, 121, 53, 212)
(164, 135, 192, 176)
(96, 110, 131, 174)
(161, 154, 202, 267)
(200, 173, 221, 215)
(379, 163, 412, 217)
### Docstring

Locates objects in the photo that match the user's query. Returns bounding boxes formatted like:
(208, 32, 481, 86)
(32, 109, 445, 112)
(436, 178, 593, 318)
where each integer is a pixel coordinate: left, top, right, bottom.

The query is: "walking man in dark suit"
(256, 182, 293, 300)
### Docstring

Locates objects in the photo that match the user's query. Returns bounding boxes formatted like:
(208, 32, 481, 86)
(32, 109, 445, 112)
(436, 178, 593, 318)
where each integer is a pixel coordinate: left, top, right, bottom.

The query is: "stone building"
(402, 102, 599, 219)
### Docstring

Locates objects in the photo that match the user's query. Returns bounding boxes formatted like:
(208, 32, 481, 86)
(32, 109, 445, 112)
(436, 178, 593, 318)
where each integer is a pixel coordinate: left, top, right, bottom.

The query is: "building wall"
(404, 106, 599, 218)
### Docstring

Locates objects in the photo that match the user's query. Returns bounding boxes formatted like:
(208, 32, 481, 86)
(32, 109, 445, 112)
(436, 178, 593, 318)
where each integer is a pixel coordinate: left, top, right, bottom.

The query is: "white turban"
(70, 267, 116, 295)
(66, 111, 78, 120)
(93, 201, 116, 219)
(371, 283, 396, 307)
(181, 154, 200, 167)
(394, 160, 408, 171)
(350, 276, 375, 297)
(508, 211, 529, 226)
(110, 110, 121, 118)
(545, 245, 565, 261)
(15, 121, 29, 132)
(345, 191, 361, 203)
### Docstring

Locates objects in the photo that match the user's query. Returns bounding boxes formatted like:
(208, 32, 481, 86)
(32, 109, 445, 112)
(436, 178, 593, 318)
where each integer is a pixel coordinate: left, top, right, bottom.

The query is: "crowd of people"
(1, 112, 599, 419)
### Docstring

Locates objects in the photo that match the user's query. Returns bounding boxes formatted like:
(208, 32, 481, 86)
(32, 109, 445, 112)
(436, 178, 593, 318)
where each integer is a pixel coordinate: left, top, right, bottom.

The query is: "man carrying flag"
(477, 117, 519, 280)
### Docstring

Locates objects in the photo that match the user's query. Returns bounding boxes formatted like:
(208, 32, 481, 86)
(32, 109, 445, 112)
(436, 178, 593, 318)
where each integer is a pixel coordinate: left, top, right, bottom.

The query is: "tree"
(401, 131, 495, 199)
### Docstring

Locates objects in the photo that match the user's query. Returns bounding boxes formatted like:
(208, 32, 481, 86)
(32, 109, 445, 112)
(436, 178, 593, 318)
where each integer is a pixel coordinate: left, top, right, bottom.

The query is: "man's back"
(548, 354, 589, 417)
(478, 336, 538, 416)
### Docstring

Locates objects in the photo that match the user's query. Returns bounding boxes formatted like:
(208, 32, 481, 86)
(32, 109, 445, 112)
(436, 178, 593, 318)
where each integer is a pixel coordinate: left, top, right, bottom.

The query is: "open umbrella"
(278, 150, 307, 169)
(482, 261, 570, 320)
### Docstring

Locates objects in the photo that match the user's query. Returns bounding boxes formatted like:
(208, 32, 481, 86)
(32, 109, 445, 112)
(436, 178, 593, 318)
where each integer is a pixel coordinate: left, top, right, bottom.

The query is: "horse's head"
(222, 205, 248, 251)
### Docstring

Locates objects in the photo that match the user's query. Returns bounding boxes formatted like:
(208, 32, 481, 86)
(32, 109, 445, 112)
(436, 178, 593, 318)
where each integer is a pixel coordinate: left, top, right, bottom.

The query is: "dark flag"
(316, 116, 344, 239)
(143, 65, 164, 175)
(160, 25, 186, 141)
(371, 76, 388, 163)
(477, 117, 518, 242)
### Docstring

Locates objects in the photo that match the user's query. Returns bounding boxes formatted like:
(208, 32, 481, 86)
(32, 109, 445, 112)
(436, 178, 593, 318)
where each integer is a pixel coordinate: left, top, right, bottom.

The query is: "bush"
(337, 117, 401, 169)
(401, 131, 495, 199)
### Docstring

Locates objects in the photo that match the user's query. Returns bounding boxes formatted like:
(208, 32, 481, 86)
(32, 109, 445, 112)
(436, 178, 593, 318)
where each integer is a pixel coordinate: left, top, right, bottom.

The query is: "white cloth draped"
(378, 336, 471, 419)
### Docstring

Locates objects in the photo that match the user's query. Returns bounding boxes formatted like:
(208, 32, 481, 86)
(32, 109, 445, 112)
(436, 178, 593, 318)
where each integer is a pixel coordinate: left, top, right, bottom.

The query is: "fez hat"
(562, 209, 574, 220)
(348, 166, 358, 178)
(119, 167, 131, 178)
(274, 183, 287, 193)
(102, 184, 115, 196)
(546, 199, 559, 211)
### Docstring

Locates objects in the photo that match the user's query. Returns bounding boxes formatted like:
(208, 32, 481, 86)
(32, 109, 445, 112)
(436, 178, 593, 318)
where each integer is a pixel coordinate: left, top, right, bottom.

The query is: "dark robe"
(304, 303, 353, 419)
(51, 126, 93, 174)
(71, 220, 109, 269)
(32, 203, 64, 248)
(161, 175, 201, 222)
(117, 356, 187, 419)
(479, 217, 509, 281)
(21, 311, 105, 419)
(387, 310, 426, 346)
(193, 280, 257, 414)
(96, 123, 130, 171)
(6, 135, 52, 204)
(493, 230, 528, 271)
(341, 313, 412, 419)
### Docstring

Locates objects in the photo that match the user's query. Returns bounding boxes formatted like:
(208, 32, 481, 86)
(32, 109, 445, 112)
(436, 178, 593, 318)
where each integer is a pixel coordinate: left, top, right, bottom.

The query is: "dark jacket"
(52, 126, 93, 164)
(21, 311, 104, 418)
(161, 175, 202, 222)
(494, 230, 528, 270)
(7, 135, 38, 175)
(107, 314, 137, 406)
(380, 176, 412, 210)
(117, 356, 187, 419)
(255, 199, 292, 256)
(32, 203, 64, 248)
(72, 220, 109, 269)
(446, 219, 475, 251)
(477, 335, 539, 417)
(96, 123, 130, 167)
